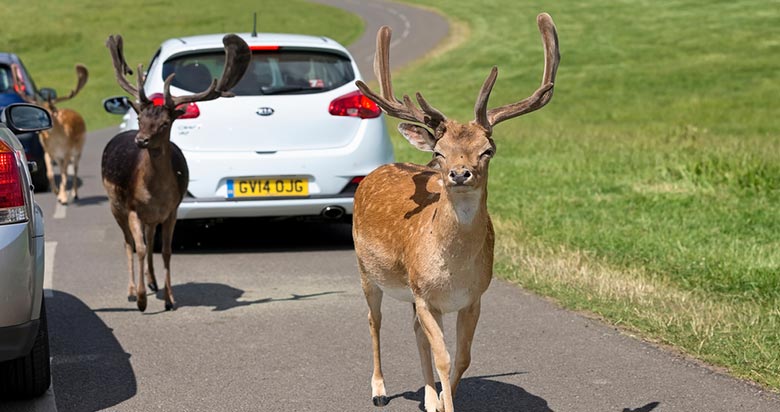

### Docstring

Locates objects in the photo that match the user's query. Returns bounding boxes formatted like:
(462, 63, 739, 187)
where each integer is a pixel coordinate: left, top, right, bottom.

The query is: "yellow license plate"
(227, 178, 309, 198)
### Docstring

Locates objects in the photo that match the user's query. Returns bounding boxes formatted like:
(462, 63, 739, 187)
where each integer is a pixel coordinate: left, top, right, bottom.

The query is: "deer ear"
(398, 123, 436, 152)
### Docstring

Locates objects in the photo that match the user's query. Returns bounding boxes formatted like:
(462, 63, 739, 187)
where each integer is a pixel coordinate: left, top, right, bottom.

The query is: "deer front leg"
(127, 212, 147, 311)
(413, 303, 439, 412)
(43, 151, 56, 195)
(70, 153, 81, 200)
(360, 274, 387, 407)
(56, 156, 70, 204)
(451, 299, 481, 399)
(415, 298, 453, 412)
(160, 215, 177, 311)
(143, 224, 159, 293)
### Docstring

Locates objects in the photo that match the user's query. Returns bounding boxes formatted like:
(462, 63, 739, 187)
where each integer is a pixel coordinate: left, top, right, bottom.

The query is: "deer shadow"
(47, 291, 136, 411)
(389, 372, 552, 412)
(160, 282, 342, 311)
(92, 282, 342, 313)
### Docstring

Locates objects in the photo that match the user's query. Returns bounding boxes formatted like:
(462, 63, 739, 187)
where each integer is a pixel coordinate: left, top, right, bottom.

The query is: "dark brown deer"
(13, 64, 88, 204)
(353, 13, 559, 412)
(102, 34, 250, 311)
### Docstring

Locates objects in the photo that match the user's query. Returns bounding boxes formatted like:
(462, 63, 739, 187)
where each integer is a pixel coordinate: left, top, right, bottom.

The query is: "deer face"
(399, 121, 495, 192)
(135, 105, 176, 149)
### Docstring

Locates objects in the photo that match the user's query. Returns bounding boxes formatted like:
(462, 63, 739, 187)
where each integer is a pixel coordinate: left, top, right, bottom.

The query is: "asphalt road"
(3, 1, 780, 411)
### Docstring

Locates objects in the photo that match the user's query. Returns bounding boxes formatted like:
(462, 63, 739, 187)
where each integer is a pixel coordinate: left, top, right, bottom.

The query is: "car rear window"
(162, 49, 355, 96)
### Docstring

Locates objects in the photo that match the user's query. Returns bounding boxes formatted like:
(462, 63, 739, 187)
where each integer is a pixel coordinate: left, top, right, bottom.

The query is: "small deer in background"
(13, 64, 87, 204)
(102, 34, 250, 311)
(353, 13, 559, 412)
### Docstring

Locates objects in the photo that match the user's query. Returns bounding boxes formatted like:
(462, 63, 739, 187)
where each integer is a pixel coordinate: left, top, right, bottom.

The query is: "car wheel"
(0, 300, 51, 399)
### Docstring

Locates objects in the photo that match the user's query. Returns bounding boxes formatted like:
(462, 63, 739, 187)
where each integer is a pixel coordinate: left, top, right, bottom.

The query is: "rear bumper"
(178, 195, 354, 220)
(0, 319, 39, 362)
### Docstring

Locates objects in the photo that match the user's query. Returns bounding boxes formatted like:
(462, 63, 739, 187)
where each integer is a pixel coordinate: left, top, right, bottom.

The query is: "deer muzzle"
(448, 167, 474, 186)
(135, 135, 150, 148)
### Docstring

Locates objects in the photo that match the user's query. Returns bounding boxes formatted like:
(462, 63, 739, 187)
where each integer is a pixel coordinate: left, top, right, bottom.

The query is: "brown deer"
(102, 34, 250, 311)
(13, 64, 87, 204)
(353, 13, 559, 412)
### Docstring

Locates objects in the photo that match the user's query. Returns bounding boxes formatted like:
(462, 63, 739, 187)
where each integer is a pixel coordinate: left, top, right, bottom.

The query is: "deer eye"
(481, 149, 494, 158)
(434, 151, 445, 159)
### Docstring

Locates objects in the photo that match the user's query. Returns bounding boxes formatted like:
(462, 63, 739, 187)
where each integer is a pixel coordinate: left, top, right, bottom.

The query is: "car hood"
(169, 89, 363, 153)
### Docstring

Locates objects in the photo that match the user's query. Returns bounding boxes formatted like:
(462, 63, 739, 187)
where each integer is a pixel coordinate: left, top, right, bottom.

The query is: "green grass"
(389, 0, 780, 389)
(0, 0, 362, 130)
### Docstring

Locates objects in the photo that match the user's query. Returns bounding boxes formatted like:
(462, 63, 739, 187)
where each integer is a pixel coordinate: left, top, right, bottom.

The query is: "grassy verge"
(0, 0, 362, 130)
(390, 0, 780, 389)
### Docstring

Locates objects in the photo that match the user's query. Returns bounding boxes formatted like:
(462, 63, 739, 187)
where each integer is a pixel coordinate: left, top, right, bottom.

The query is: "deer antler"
(52, 64, 89, 104)
(106, 34, 147, 111)
(355, 26, 446, 129)
(480, 13, 560, 128)
(166, 34, 251, 108)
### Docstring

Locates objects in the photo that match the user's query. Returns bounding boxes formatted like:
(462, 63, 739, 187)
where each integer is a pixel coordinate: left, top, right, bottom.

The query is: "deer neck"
(140, 139, 175, 185)
(434, 185, 489, 246)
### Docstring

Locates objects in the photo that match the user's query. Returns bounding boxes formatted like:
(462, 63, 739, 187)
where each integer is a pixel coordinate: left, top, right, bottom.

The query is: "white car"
(105, 32, 393, 222)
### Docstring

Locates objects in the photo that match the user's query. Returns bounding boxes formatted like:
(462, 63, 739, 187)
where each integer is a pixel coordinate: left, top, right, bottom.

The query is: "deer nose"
(448, 168, 473, 185)
(135, 136, 150, 148)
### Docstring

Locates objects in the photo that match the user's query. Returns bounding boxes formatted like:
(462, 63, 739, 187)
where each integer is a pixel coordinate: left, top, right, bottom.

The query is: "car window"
(162, 49, 355, 95)
(0, 65, 14, 92)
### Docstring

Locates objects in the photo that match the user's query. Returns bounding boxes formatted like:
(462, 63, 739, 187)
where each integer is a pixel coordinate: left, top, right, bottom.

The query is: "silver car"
(0, 103, 51, 399)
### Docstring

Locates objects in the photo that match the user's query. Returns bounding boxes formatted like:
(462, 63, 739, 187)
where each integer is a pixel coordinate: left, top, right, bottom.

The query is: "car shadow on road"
(170, 219, 354, 254)
(390, 372, 553, 412)
(48, 291, 136, 412)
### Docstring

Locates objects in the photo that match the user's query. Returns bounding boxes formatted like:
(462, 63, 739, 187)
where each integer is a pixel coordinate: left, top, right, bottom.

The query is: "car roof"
(0, 53, 21, 65)
(158, 33, 353, 59)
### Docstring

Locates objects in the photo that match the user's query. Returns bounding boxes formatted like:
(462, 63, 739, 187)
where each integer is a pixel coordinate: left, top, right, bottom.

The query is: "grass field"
(2, 0, 778, 391)
(0, 0, 362, 129)
(393, 0, 780, 389)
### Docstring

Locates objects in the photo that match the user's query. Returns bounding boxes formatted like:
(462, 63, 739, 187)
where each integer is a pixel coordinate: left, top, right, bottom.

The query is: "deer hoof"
(148, 281, 159, 292)
(165, 301, 176, 311)
(127, 294, 137, 302)
(137, 295, 147, 312)
(372, 396, 389, 407)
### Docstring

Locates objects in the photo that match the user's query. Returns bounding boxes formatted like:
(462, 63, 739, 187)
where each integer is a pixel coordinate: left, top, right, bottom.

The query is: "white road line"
(53, 203, 67, 219)
(44, 241, 56, 298)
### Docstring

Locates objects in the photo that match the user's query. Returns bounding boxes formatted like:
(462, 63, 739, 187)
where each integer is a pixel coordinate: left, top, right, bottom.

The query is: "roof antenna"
(251, 12, 258, 37)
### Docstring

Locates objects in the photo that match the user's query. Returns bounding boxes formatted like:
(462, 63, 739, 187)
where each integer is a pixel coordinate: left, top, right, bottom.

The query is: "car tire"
(32, 172, 49, 193)
(0, 300, 51, 399)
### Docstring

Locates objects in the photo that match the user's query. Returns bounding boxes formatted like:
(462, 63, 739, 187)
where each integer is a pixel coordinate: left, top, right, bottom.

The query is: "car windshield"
(162, 49, 355, 96)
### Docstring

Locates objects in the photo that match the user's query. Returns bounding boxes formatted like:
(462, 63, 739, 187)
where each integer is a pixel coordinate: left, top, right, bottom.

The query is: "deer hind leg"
(414, 298, 453, 412)
(127, 211, 148, 311)
(413, 303, 439, 412)
(160, 215, 177, 311)
(359, 272, 387, 407)
(451, 299, 481, 400)
(143, 224, 159, 293)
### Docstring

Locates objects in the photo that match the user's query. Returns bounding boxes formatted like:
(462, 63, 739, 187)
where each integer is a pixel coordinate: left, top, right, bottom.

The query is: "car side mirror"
(103, 96, 131, 115)
(38, 87, 57, 101)
(0, 104, 52, 133)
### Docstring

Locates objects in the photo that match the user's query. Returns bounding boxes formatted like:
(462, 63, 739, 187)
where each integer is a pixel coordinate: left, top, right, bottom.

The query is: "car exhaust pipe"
(321, 205, 345, 220)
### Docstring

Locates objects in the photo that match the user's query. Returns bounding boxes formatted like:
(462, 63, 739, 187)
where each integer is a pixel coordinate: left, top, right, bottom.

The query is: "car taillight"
(340, 176, 365, 194)
(148, 92, 200, 119)
(0, 140, 27, 224)
(329, 90, 381, 119)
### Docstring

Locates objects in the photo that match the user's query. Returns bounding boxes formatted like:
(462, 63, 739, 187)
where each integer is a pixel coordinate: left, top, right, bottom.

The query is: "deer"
(12, 64, 88, 204)
(102, 34, 250, 311)
(352, 13, 559, 412)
